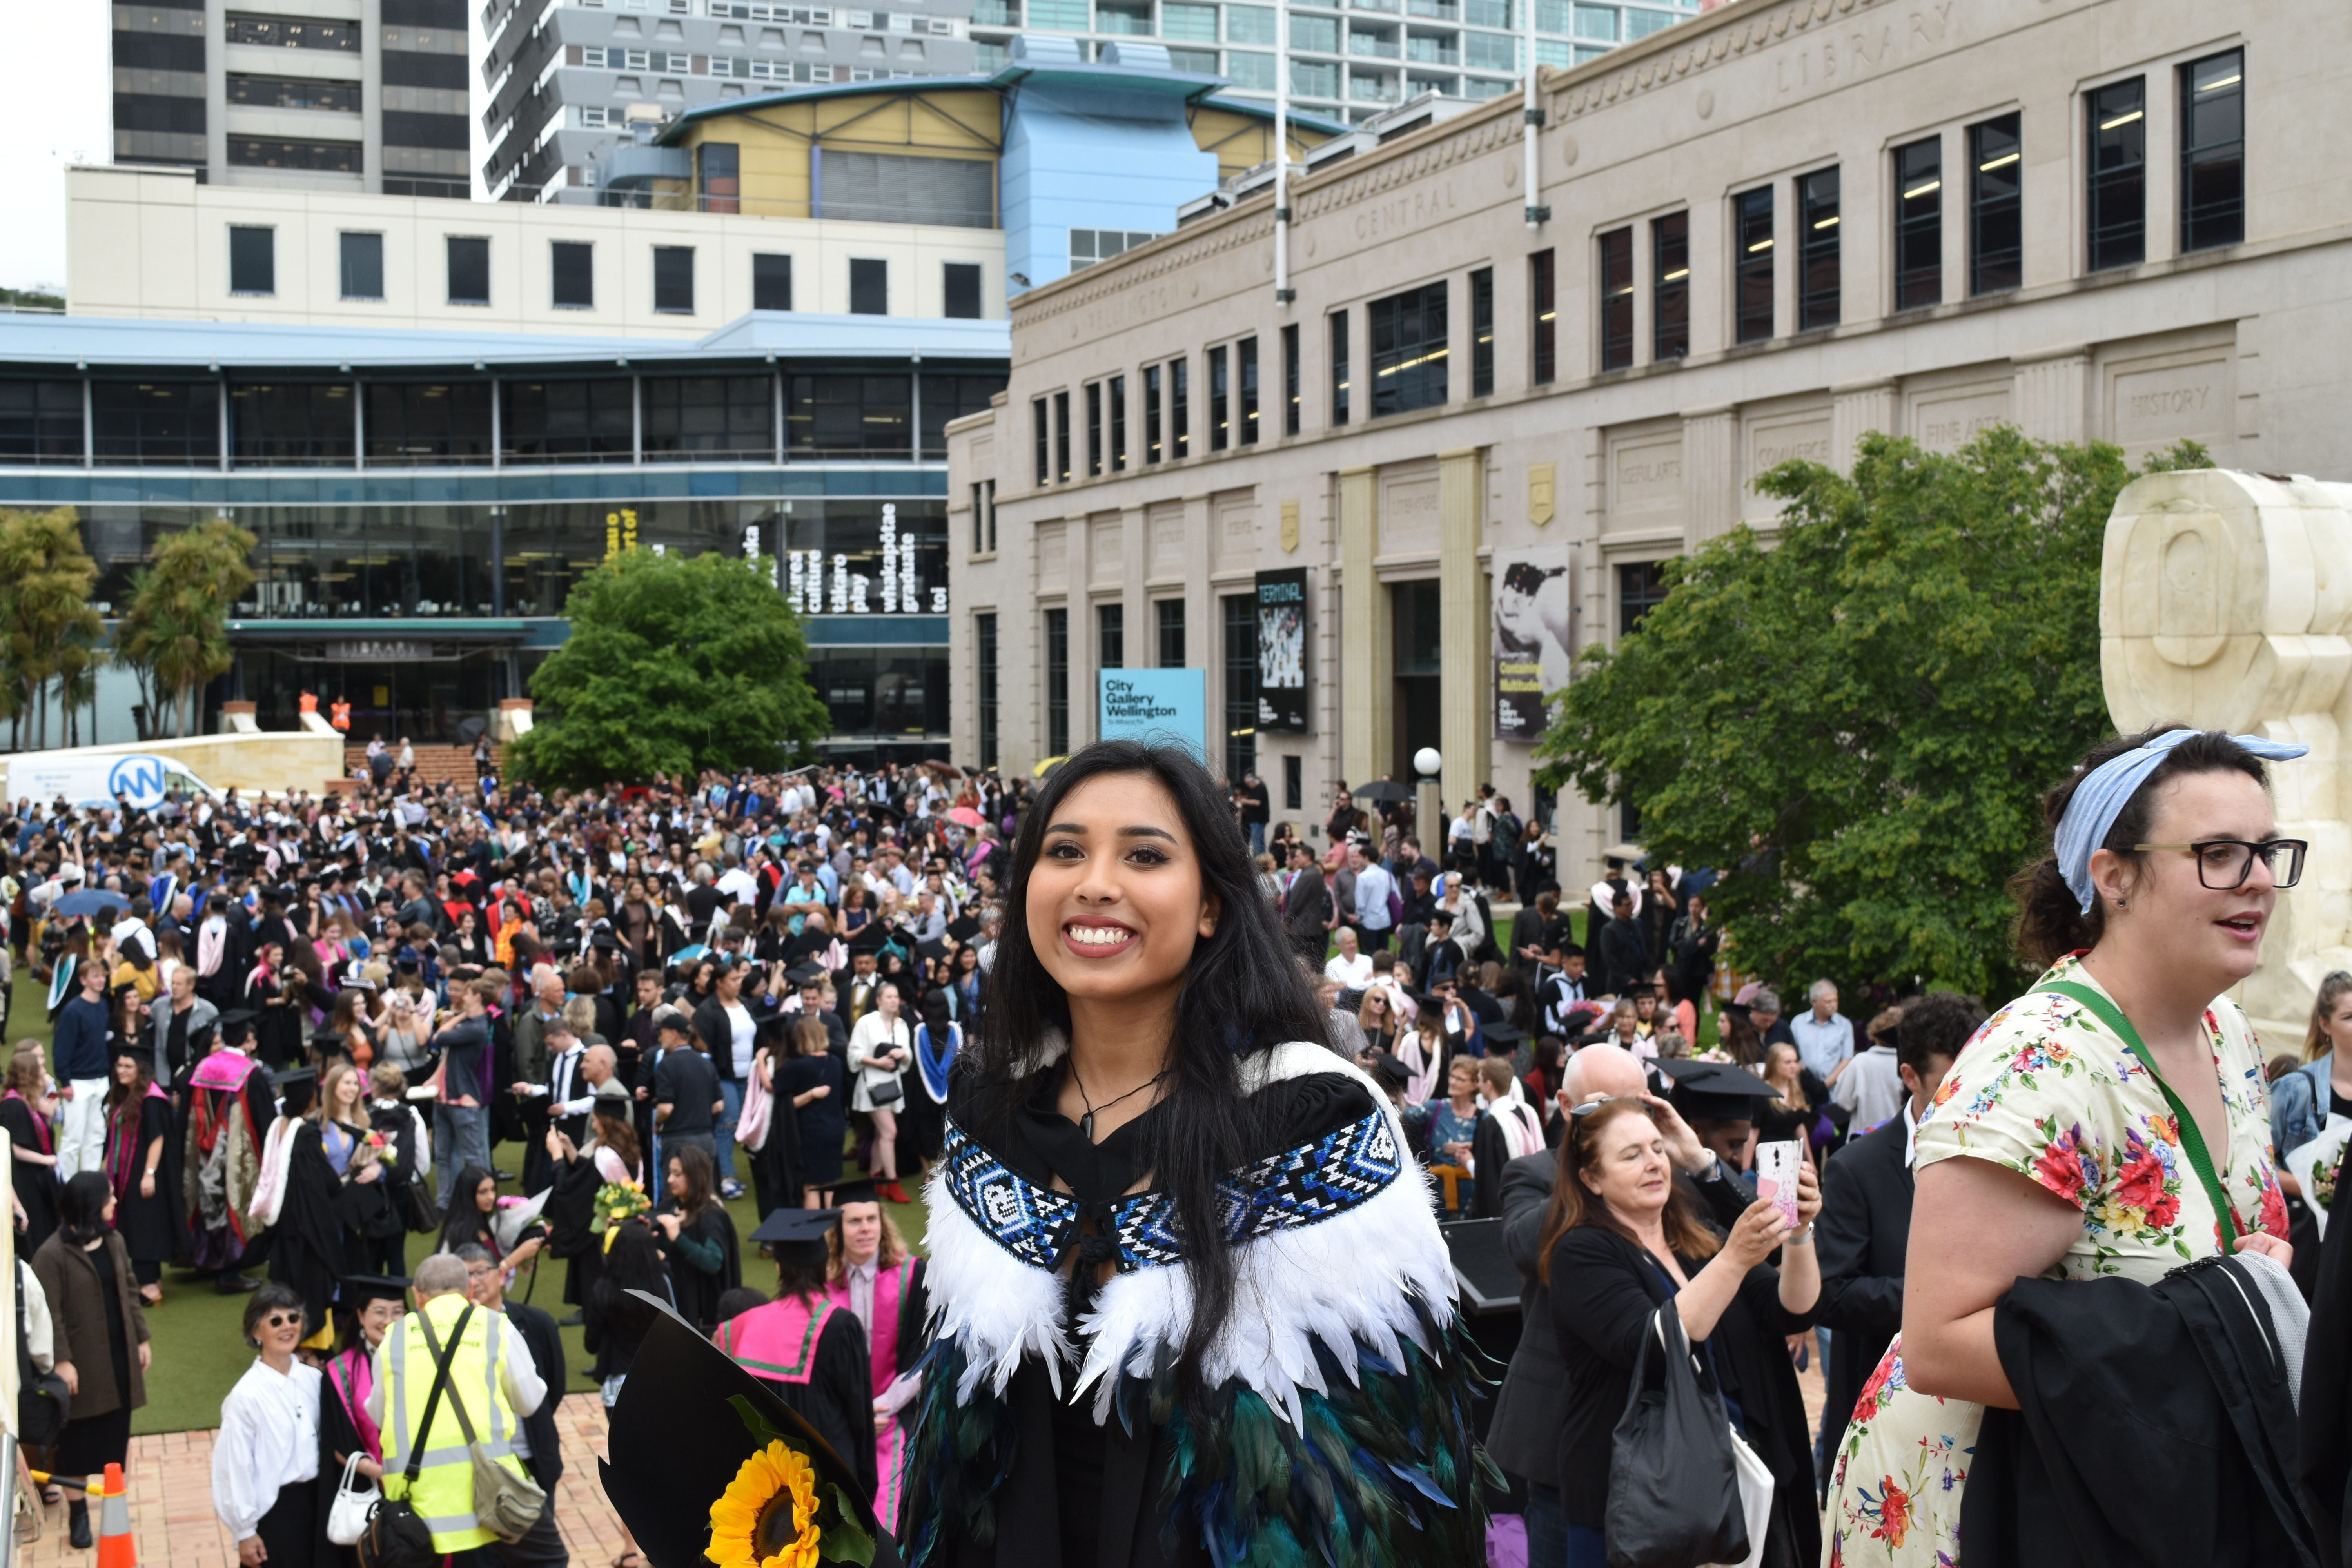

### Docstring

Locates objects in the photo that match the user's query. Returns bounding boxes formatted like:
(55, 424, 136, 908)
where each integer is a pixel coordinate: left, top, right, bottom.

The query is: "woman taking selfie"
(1541, 1098, 1822, 1568)
(901, 740, 1490, 1568)
(1827, 727, 2301, 1564)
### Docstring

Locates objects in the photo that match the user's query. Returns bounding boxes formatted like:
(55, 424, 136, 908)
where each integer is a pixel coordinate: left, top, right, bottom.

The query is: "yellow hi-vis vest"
(377, 1293, 530, 1552)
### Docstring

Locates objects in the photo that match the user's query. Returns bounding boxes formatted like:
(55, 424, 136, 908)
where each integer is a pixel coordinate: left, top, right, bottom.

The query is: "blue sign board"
(1098, 669, 1207, 762)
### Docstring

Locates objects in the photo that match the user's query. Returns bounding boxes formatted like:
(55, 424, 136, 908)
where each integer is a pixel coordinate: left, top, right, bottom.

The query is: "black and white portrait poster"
(1255, 567, 1311, 733)
(1493, 548, 1575, 742)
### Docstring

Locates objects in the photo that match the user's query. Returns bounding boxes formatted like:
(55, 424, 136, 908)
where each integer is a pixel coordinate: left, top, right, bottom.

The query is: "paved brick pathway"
(15, 1393, 629, 1567)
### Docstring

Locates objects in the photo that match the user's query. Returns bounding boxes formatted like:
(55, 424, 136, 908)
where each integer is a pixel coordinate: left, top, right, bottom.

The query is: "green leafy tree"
(117, 519, 260, 739)
(1537, 428, 2209, 998)
(0, 506, 105, 751)
(507, 548, 829, 788)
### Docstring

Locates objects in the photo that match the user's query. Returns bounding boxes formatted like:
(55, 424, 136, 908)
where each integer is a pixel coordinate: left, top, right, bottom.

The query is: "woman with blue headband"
(1826, 724, 2305, 1566)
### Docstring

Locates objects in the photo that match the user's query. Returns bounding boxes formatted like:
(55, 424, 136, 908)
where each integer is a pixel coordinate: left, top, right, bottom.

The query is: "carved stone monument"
(2102, 468, 2352, 1043)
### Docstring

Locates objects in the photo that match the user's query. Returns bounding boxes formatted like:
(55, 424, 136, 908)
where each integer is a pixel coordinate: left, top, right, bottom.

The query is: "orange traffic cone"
(95, 1462, 137, 1568)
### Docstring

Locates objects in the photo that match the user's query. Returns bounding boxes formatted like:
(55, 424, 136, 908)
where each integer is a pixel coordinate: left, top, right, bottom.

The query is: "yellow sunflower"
(706, 1440, 822, 1568)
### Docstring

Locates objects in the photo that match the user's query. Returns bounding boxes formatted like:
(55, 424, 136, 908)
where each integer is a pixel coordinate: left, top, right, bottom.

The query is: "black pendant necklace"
(1071, 1061, 1170, 1143)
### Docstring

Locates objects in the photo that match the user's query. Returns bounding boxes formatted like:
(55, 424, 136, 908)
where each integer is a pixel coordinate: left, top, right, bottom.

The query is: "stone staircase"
(343, 742, 502, 788)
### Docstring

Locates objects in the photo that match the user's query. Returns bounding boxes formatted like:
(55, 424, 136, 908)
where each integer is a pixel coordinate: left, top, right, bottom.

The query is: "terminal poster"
(1493, 547, 1576, 742)
(1100, 669, 1208, 762)
(1255, 567, 1312, 733)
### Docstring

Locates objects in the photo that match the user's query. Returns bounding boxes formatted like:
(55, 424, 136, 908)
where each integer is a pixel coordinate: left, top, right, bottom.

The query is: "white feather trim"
(919, 1159, 1075, 1400)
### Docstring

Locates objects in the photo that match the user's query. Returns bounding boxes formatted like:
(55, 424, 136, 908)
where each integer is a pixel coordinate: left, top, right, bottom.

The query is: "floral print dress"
(1824, 954, 2288, 1566)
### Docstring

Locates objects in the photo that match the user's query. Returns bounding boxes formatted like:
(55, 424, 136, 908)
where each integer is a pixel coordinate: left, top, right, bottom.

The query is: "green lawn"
(3, 980, 930, 1435)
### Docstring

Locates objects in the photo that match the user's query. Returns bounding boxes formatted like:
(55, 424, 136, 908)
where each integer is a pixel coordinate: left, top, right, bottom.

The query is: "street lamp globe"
(1413, 747, 1443, 779)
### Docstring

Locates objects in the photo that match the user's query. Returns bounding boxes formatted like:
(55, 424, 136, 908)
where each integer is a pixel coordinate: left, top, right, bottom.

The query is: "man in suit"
(1813, 989, 1985, 1485)
(1488, 1044, 1756, 1565)
(456, 1242, 570, 1557)
(1281, 842, 1332, 970)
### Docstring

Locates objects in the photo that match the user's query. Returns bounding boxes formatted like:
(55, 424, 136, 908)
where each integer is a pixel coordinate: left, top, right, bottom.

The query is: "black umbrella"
(1352, 780, 1414, 804)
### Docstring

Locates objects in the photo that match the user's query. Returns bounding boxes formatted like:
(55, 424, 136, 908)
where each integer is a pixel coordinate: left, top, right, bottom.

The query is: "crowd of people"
(5, 721, 2352, 1568)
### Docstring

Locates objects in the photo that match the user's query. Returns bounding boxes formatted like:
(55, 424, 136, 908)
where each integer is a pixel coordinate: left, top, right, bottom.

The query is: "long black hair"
(59, 1171, 113, 1245)
(965, 739, 1330, 1405)
(434, 1163, 499, 1255)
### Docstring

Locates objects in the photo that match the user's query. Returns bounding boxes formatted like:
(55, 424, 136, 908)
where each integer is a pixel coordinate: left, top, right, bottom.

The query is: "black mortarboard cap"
(749, 1206, 840, 1268)
(786, 963, 826, 988)
(1364, 1051, 1412, 1089)
(340, 1274, 411, 1305)
(1480, 1021, 1528, 1049)
(1656, 1057, 1776, 1122)
(830, 1178, 881, 1208)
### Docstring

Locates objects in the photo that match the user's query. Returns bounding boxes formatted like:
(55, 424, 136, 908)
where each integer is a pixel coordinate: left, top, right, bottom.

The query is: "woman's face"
(667, 1158, 687, 1199)
(877, 982, 901, 1018)
(838, 1201, 883, 1263)
(255, 1301, 306, 1358)
(113, 1055, 137, 1086)
(474, 1176, 498, 1214)
(333, 1071, 361, 1112)
(358, 1296, 403, 1347)
(1448, 1058, 1478, 1100)
(1633, 994, 1657, 1021)
(1027, 771, 1218, 1013)
(2329, 993, 2352, 1048)
(1580, 1111, 1672, 1219)
(1766, 1044, 1799, 1082)
(2102, 769, 2283, 989)
(1613, 1008, 1639, 1041)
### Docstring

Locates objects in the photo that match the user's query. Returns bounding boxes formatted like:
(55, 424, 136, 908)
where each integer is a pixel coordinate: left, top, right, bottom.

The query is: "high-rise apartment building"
(479, 0, 981, 202)
(112, 0, 473, 195)
(965, 0, 1705, 124)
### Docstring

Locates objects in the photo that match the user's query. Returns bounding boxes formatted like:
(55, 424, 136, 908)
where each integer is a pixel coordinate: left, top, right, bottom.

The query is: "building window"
(229, 226, 275, 296)
(1284, 753, 1302, 811)
(1893, 136, 1943, 309)
(849, 257, 888, 314)
(1651, 212, 1688, 361)
(1045, 606, 1069, 757)
(2087, 78, 2145, 272)
(1238, 338, 1259, 444)
(224, 14, 358, 48)
(697, 142, 739, 213)
(1469, 267, 1494, 396)
(1157, 598, 1186, 668)
(1070, 228, 1160, 269)
(227, 73, 360, 111)
(1368, 281, 1448, 416)
(1033, 397, 1050, 485)
(1798, 167, 1840, 330)
(0, 381, 86, 464)
(366, 382, 493, 466)
(446, 236, 490, 305)
(1144, 365, 1163, 463)
(1098, 601, 1125, 670)
(976, 611, 999, 768)
(944, 260, 982, 318)
(1109, 374, 1127, 470)
(501, 378, 634, 463)
(230, 382, 357, 466)
(228, 137, 359, 172)
(652, 245, 694, 313)
(922, 373, 1003, 459)
(1223, 592, 1257, 783)
(1618, 559, 1668, 637)
(641, 375, 772, 460)
(786, 374, 911, 456)
(551, 241, 593, 309)
(1209, 345, 1230, 451)
(1171, 358, 1189, 457)
(1281, 323, 1300, 436)
(1054, 390, 1071, 482)
(1085, 382, 1103, 477)
(1597, 226, 1633, 370)
(753, 252, 792, 311)
(1733, 187, 1772, 343)
(1969, 113, 2022, 296)
(92, 380, 220, 467)
(339, 231, 384, 301)
(2180, 49, 2244, 253)
(1330, 309, 1351, 423)
(971, 481, 988, 553)
(1530, 249, 1556, 384)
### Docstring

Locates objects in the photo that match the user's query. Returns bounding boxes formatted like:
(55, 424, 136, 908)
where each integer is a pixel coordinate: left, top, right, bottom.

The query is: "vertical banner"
(1493, 547, 1576, 742)
(1254, 566, 1312, 733)
(1100, 669, 1208, 761)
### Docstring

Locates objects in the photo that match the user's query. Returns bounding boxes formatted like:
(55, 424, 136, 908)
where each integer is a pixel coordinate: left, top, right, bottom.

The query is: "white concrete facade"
(65, 163, 1007, 334)
(946, 0, 2352, 877)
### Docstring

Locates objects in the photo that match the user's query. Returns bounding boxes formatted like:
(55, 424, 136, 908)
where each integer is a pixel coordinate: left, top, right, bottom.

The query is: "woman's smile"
(1063, 920, 1139, 958)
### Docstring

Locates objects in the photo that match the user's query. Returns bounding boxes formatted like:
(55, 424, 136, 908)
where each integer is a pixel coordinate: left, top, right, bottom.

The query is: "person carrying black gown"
(270, 1065, 373, 1351)
(653, 1142, 740, 1331)
(4, 1041, 63, 1255)
(317, 1274, 410, 1568)
(34, 1174, 152, 1551)
(744, 1010, 804, 1220)
(776, 1014, 847, 1208)
(719, 1207, 877, 1499)
(100, 1044, 181, 1305)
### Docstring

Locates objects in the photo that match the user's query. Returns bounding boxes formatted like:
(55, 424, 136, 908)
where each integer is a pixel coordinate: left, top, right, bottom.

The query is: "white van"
(4, 752, 222, 810)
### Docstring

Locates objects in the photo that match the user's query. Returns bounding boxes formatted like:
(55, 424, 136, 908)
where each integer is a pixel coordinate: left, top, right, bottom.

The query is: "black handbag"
(357, 1306, 471, 1568)
(1604, 1305, 1750, 1568)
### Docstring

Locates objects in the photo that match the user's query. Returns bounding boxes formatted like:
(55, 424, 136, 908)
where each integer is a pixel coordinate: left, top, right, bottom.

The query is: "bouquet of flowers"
(597, 1178, 652, 1251)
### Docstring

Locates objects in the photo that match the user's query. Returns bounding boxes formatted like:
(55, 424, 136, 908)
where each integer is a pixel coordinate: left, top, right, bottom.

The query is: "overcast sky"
(1, 0, 114, 293)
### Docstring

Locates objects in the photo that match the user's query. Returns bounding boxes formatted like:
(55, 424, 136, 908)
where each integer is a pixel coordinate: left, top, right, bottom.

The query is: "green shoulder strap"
(2038, 978, 2240, 1247)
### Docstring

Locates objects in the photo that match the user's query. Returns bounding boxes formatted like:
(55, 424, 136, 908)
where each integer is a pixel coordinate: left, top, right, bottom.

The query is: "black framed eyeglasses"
(2132, 838, 2308, 892)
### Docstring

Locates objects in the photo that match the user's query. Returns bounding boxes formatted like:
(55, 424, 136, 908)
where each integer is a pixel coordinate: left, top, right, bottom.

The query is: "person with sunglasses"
(1826, 727, 2304, 1567)
(213, 1284, 321, 1567)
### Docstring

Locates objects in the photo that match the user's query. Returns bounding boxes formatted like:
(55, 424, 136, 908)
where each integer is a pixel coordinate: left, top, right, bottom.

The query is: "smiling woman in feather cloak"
(902, 738, 1496, 1568)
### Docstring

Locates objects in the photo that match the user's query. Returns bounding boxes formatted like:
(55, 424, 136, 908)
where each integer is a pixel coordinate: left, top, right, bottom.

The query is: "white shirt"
(1323, 950, 1374, 988)
(716, 866, 760, 904)
(214, 1359, 322, 1542)
(1832, 1043, 1906, 1134)
(724, 1002, 757, 1078)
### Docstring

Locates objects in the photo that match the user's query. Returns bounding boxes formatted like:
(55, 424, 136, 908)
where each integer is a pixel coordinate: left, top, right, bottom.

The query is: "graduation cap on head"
(112, 1040, 157, 1069)
(748, 1206, 840, 1269)
(339, 1274, 411, 1306)
(1480, 1021, 1528, 1052)
(845, 924, 887, 955)
(829, 1177, 882, 1209)
(274, 1064, 319, 1116)
(1656, 1057, 1777, 1122)
(215, 1007, 258, 1046)
(785, 962, 827, 990)
(600, 1296, 900, 1568)
(1364, 1050, 1412, 1091)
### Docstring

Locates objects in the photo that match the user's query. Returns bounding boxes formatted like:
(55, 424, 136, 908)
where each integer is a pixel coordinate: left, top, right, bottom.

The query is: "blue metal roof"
(0, 310, 1009, 371)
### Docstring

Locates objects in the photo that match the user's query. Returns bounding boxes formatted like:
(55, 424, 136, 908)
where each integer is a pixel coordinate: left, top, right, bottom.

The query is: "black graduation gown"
(269, 1123, 356, 1332)
(747, 1063, 804, 1220)
(316, 1348, 376, 1568)
(659, 1202, 742, 1333)
(0, 1097, 60, 1256)
(109, 1094, 184, 1268)
(750, 1304, 879, 1501)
